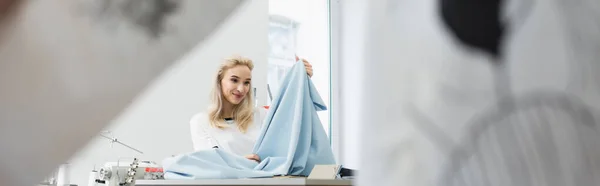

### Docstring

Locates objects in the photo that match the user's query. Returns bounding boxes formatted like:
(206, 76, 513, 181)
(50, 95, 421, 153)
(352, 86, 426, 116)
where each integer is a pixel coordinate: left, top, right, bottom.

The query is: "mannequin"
(357, 0, 600, 185)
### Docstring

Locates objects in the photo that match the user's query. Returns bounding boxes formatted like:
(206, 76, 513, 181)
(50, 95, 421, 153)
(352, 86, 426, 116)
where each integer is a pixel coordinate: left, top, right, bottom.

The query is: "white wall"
(66, 0, 268, 185)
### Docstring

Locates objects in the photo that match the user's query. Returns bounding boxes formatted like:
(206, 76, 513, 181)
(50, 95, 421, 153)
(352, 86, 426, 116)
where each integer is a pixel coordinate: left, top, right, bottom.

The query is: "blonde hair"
(207, 55, 255, 133)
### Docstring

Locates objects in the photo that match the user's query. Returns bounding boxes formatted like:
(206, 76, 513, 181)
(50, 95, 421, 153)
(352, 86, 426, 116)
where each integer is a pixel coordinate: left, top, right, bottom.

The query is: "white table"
(135, 178, 353, 186)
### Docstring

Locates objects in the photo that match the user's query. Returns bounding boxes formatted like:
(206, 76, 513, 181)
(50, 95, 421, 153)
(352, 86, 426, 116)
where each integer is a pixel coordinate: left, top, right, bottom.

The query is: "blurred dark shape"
(440, 0, 504, 59)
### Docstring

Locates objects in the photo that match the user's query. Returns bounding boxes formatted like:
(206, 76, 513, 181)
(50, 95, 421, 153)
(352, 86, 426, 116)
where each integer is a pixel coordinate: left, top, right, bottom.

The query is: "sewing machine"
(93, 158, 164, 186)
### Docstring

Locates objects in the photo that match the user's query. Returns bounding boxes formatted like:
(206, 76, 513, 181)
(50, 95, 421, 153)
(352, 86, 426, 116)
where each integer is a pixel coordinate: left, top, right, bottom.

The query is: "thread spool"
(87, 170, 98, 186)
(56, 163, 70, 186)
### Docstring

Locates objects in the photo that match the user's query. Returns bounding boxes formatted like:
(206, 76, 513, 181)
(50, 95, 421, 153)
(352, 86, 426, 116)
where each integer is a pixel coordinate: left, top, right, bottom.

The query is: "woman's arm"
(189, 114, 218, 151)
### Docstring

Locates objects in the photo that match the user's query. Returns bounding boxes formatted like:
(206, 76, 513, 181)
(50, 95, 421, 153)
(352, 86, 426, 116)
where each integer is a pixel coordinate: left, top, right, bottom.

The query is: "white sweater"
(189, 108, 267, 156)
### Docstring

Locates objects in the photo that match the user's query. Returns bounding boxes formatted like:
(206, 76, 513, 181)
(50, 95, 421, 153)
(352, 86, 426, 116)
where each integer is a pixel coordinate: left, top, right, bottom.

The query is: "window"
(267, 15, 299, 97)
(268, 0, 332, 136)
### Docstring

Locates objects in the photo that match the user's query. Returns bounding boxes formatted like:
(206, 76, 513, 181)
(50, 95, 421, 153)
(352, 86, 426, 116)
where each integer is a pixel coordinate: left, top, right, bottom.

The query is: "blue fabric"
(162, 61, 336, 179)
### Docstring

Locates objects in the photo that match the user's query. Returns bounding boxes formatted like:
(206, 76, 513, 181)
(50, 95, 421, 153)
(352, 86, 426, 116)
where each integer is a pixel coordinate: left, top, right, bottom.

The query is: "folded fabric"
(162, 61, 336, 179)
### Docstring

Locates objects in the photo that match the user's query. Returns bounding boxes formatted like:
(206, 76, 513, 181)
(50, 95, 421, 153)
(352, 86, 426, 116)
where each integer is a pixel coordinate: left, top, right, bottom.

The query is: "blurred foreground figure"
(359, 0, 600, 186)
(0, 0, 244, 185)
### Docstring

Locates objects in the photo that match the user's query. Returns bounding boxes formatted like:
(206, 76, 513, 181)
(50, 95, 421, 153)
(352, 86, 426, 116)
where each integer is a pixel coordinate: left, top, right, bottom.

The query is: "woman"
(190, 55, 313, 162)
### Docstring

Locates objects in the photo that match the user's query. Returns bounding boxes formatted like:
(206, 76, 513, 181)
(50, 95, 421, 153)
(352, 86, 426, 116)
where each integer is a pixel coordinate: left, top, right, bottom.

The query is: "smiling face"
(220, 65, 252, 105)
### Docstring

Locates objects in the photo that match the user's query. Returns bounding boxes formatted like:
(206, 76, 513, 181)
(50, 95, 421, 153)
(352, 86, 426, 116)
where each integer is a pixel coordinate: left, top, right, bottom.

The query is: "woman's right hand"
(245, 154, 260, 162)
(295, 55, 313, 78)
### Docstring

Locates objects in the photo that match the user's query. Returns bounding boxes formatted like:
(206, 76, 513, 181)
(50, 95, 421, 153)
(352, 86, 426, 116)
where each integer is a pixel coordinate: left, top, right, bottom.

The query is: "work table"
(135, 178, 353, 186)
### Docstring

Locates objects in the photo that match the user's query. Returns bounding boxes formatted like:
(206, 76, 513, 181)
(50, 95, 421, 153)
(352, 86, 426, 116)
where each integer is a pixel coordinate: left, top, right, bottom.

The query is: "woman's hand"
(295, 55, 313, 78)
(245, 154, 260, 162)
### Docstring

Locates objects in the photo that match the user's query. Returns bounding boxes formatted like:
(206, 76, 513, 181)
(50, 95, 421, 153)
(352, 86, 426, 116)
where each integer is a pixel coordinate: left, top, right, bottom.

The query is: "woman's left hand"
(245, 154, 260, 162)
(296, 55, 313, 78)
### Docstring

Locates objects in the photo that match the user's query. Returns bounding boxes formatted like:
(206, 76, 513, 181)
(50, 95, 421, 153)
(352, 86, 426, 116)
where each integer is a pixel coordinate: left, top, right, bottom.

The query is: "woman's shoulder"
(253, 107, 269, 127)
(190, 112, 210, 128)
